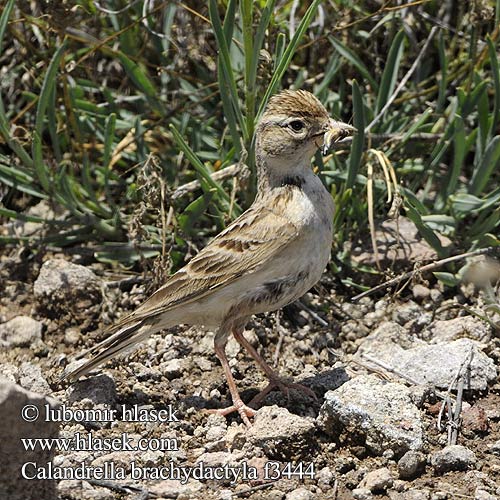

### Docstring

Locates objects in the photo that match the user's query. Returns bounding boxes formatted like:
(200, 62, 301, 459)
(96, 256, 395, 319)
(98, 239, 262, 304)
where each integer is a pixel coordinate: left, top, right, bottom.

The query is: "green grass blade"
(470, 135, 500, 195)
(273, 32, 286, 72)
(375, 29, 405, 114)
(487, 36, 500, 138)
(209, 0, 246, 137)
(169, 123, 235, 209)
(346, 80, 365, 189)
(0, 0, 14, 54)
(436, 31, 448, 112)
(257, 0, 321, 118)
(103, 113, 116, 168)
(32, 41, 67, 193)
(222, 0, 236, 42)
(329, 36, 378, 91)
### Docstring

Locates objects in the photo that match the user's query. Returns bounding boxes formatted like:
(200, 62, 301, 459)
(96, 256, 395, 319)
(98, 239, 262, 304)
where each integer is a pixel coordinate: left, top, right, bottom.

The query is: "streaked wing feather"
(116, 204, 298, 325)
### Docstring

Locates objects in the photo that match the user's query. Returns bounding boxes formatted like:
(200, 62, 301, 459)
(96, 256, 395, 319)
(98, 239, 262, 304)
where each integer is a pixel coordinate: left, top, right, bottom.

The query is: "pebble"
(318, 374, 423, 456)
(430, 445, 477, 474)
(285, 488, 314, 500)
(398, 450, 427, 479)
(358, 467, 394, 493)
(0, 316, 42, 348)
(239, 406, 315, 461)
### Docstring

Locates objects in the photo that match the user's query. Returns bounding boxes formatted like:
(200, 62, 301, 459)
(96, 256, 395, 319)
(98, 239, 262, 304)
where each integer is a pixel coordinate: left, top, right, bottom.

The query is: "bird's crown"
(263, 89, 329, 120)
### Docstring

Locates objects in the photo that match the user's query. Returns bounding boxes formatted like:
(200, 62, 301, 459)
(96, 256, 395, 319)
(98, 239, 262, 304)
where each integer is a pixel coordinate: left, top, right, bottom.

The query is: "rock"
(352, 488, 373, 500)
(67, 374, 117, 406)
(359, 467, 394, 493)
(391, 301, 423, 326)
(34, 259, 103, 324)
(398, 450, 427, 479)
(161, 358, 187, 380)
(0, 362, 17, 382)
(17, 362, 51, 395)
(285, 487, 314, 500)
(461, 405, 489, 435)
(316, 466, 335, 489)
(0, 316, 42, 348)
(412, 284, 431, 302)
(350, 217, 451, 270)
(424, 316, 491, 343)
(358, 332, 496, 391)
(401, 490, 431, 500)
(488, 440, 500, 455)
(318, 375, 423, 456)
(307, 366, 350, 393)
(237, 406, 315, 461)
(475, 489, 497, 500)
(430, 445, 477, 474)
(148, 479, 203, 498)
(0, 378, 60, 500)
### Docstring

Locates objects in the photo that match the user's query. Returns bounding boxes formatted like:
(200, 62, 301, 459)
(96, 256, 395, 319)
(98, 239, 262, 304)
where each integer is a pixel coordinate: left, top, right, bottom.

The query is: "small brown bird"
(66, 90, 355, 425)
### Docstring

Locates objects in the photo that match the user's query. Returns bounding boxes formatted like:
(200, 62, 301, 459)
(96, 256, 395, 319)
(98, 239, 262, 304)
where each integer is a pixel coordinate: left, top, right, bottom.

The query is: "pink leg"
(232, 328, 317, 407)
(207, 328, 256, 427)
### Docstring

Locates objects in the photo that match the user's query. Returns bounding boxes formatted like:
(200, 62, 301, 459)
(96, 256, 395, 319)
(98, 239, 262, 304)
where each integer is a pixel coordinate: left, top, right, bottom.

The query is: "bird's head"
(256, 89, 355, 164)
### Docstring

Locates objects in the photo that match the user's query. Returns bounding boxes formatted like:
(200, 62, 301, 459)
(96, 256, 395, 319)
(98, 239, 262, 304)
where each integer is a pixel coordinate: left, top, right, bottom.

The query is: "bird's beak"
(322, 120, 357, 156)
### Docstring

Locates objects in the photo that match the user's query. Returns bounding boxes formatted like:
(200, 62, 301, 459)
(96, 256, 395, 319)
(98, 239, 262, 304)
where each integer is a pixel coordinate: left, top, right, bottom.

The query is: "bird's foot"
(206, 399, 256, 427)
(249, 377, 317, 407)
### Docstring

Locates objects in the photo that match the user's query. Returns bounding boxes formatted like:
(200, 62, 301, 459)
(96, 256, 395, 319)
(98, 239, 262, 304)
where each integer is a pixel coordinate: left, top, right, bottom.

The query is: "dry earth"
(0, 217, 499, 500)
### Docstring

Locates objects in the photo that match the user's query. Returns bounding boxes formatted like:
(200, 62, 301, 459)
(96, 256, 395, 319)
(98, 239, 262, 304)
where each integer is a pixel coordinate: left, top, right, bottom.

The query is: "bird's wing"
(111, 201, 299, 329)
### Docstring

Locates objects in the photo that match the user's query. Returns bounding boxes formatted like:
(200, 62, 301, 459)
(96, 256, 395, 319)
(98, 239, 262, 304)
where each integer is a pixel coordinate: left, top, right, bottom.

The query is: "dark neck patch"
(280, 175, 304, 188)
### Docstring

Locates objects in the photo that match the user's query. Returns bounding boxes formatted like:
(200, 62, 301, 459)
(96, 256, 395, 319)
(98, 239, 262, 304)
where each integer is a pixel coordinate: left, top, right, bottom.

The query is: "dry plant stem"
(366, 26, 439, 132)
(233, 482, 274, 497)
(295, 299, 329, 326)
(352, 247, 494, 301)
(437, 348, 473, 439)
(366, 162, 380, 269)
(86, 480, 157, 498)
(171, 164, 246, 200)
(273, 310, 286, 367)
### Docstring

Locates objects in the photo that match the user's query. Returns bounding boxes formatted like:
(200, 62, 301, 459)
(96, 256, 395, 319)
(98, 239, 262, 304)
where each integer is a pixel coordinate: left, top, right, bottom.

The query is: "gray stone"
(475, 489, 497, 500)
(34, 259, 101, 298)
(161, 358, 187, 380)
(358, 331, 496, 391)
(359, 467, 394, 493)
(392, 301, 423, 326)
(424, 316, 491, 343)
(488, 440, 500, 455)
(350, 217, 451, 270)
(17, 363, 51, 395)
(238, 406, 315, 461)
(34, 259, 103, 319)
(67, 374, 117, 406)
(0, 378, 60, 500)
(0, 316, 42, 348)
(412, 284, 431, 301)
(352, 488, 373, 500)
(285, 488, 314, 500)
(0, 362, 17, 382)
(403, 490, 431, 500)
(148, 479, 203, 498)
(307, 366, 350, 393)
(430, 445, 477, 474)
(318, 375, 423, 456)
(398, 450, 427, 479)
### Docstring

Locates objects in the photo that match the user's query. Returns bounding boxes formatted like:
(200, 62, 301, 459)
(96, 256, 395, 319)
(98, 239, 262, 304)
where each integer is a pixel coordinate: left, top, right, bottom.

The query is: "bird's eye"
(289, 120, 305, 132)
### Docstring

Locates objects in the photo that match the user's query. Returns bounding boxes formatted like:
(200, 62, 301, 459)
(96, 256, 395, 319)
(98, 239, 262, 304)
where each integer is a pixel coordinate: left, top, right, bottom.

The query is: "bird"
(65, 89, 355, 426)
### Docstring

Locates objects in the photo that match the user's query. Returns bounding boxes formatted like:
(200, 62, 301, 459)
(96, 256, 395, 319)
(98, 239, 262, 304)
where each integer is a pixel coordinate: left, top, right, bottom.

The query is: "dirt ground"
(0, 239, 499, 500)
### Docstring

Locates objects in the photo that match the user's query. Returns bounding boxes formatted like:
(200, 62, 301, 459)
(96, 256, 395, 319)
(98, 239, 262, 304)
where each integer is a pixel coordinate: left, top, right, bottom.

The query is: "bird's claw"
(206, 399, 256, 427)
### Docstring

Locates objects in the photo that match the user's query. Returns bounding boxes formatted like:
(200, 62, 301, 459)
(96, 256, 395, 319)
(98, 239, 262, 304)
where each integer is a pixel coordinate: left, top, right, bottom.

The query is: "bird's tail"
(62, 319, 157, 383)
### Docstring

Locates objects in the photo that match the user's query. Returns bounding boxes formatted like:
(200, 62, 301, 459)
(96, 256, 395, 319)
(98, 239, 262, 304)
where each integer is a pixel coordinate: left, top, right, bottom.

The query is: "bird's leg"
(207, 327, 256, 427)
(232, 328, 316, 407)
